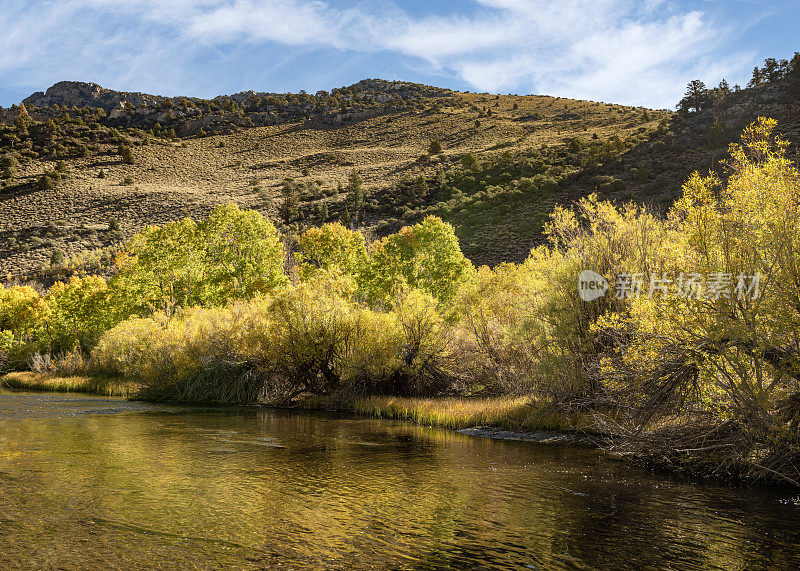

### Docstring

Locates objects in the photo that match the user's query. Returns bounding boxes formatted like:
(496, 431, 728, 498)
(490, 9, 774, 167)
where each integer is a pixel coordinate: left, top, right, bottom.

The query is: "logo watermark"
(578, 271, 762, 301)
(578, 270, 609, 302)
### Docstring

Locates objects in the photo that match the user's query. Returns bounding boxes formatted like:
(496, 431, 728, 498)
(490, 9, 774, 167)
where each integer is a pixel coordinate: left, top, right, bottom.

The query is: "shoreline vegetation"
(300, 394, 594, 434)
(1, 371, 140, 397)
(1, 371, 592, 436)
(3, 118, 800, 486)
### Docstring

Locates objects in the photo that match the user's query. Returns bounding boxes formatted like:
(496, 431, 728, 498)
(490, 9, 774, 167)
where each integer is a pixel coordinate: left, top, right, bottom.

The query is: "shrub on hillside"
(118, 145, 134, 164)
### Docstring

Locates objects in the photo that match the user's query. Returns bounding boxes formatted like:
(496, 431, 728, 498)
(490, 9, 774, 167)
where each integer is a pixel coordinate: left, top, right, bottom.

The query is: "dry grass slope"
(2, 75, 799, 280)
(0, 87, 668, 277)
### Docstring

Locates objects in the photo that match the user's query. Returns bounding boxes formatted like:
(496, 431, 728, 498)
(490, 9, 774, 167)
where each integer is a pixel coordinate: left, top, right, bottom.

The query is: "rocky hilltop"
(22, 81, 167, 111)
(9, 79, 453, 133)
(21, 79, 450, 111)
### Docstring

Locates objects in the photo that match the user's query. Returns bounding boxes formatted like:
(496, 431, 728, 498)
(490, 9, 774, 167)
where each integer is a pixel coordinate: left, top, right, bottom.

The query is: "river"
(1, 389, 799, 569)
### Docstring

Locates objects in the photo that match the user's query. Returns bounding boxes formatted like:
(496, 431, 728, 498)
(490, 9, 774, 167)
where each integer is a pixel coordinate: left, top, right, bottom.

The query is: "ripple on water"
(1, 391, 800, 569)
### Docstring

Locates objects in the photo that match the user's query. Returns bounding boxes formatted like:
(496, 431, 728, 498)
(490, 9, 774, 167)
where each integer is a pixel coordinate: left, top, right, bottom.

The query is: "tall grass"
(301, 394, 593, 432)
(2, 371, 140, 397)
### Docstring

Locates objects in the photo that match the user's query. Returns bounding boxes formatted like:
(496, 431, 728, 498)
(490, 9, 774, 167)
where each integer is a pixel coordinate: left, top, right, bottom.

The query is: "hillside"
(1, 74, 798, 282)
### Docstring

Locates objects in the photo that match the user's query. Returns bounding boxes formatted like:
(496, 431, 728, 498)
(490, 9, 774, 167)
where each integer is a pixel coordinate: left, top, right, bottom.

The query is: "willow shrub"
(90, 298, 273, 403)
(454, 194, 671, 398)
(601, 119, 800, 430)
(90, 270, 458, 403)
(577, 119, 800, 483)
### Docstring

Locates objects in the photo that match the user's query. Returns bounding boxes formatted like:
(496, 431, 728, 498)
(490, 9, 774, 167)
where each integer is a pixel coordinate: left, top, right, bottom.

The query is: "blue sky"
(0, 1, 797, 110)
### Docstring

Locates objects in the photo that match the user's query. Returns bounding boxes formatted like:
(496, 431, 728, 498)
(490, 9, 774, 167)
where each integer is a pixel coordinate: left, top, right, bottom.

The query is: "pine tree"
(413, 175, 428, 199)
(789, 52, 800, 77)
(12, 103, 31, 132)
(762, 58, 780, 82)
(346, 170, 364, 227)
(677, 80, 708, 113)
(279, 181, 299, 224)
(747, 67, 763, 88)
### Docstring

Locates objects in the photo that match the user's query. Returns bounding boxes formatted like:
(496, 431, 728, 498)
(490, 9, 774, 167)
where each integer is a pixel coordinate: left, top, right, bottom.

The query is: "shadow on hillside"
(0, 180, 38, 200)
(87, 159, 124, 169)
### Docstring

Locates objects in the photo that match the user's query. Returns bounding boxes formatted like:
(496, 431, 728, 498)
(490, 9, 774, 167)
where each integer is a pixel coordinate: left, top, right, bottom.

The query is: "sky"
(0, 0, 797, 110)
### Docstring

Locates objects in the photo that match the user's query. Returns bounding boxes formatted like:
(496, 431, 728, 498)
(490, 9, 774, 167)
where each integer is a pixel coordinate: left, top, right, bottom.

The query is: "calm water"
(2, 390, 800, 569)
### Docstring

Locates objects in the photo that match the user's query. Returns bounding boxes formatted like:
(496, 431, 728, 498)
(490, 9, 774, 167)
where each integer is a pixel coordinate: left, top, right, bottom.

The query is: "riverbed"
(2, 389, 799, 569)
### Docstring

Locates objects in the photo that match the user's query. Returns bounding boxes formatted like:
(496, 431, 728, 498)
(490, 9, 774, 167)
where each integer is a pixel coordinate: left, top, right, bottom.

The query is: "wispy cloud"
(0, 0, 763, 108)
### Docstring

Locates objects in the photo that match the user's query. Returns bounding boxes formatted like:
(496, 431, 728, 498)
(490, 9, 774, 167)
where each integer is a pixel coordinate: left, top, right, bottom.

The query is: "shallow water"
(1, 389, 799, 569)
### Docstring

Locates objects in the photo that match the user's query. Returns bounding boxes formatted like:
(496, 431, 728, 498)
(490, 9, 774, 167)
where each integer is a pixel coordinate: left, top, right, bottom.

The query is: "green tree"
(112, 217, 204, 316)
(0, 284, 49, 365)
(113, 205, 287, 316)
(200, 203, 287, 302)
(296, 223, 369, 282)
(366, 216, 475, 303)
(46, 276, 117, 353)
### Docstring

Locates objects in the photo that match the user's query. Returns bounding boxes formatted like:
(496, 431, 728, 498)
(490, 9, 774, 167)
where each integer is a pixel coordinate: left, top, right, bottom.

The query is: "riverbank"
(299, 394, 594, 434)
(2, 372, 595, 444)
(1, 371, 142, 397)
(7, 371, 797, 485)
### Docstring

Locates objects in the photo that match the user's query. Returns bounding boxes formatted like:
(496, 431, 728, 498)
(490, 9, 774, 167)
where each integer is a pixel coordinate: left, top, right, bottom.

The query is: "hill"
(0, 71, 798, 282)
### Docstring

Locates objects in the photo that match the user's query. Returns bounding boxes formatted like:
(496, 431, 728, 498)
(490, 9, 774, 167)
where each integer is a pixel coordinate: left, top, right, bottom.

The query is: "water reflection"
(1, 390, 799, 569)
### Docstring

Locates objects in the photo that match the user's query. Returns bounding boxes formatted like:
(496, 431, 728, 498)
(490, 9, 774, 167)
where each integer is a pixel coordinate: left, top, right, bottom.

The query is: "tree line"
(678, 53, 800, 114)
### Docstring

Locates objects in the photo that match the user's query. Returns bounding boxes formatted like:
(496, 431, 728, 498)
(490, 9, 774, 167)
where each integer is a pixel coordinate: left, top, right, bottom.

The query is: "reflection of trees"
(3, 405, 800, 569)
(546, 461, 800, 569)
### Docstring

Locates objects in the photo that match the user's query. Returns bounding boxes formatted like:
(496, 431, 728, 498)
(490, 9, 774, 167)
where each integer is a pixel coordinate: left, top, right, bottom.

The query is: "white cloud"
(0, 0, 757, 108)
(185, 1, 340, 46)
(373, 1, 748, 106)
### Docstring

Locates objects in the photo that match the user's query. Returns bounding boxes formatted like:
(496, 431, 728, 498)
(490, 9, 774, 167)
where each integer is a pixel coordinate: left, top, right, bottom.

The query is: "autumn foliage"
(3, 119, 800, 483)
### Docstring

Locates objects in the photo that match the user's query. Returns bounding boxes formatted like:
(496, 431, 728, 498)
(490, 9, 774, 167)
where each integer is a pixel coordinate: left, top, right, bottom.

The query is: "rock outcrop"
(22, 81, 169, 111)
(20, 79, 451, 113)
